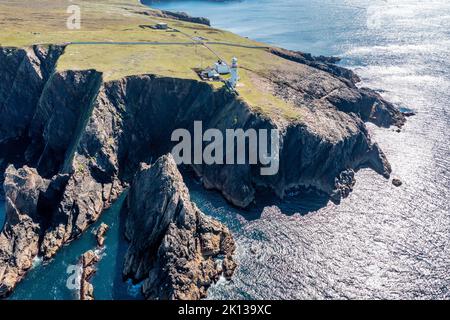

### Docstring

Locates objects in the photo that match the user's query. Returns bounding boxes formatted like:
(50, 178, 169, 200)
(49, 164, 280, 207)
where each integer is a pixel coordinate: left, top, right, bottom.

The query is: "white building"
(155, 22, 168, 30)
(214, 60, 230, 74)
(206, 67, 219, 79)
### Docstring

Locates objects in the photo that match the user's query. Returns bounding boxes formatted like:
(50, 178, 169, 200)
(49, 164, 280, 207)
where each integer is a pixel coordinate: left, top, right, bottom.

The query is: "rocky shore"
(0, 165, 68, 296)
(0, 39, 404, 297)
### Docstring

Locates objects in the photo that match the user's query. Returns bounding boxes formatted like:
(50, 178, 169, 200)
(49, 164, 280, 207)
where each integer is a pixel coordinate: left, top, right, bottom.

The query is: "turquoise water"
(8, 194, 142, 300)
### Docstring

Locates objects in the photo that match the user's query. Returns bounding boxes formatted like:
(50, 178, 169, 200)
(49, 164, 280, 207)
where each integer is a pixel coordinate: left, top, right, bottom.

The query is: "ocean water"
(1, 0, 449, 299)
(150, 0, 450, 299)
(8, 194, 142, 300)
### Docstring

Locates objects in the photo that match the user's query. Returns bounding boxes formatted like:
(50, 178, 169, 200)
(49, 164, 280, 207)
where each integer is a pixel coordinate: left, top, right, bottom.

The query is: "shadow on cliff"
(182, 168, 330, 223)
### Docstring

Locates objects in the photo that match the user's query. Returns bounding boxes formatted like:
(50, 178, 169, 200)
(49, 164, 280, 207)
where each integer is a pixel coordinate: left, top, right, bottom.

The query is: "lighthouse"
(229, 57, 239, 88)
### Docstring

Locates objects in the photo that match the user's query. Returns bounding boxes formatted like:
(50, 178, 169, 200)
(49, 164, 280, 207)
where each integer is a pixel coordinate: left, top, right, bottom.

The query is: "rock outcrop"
(0, 45, 64, 143)
(269, 47, 360, 84)
(392, 178, 403, 187)
(96, 223, 109, 247)
(133, 6, 210, 26)
(0, 165, 67, 296)
(0, 45, 65, 199)
(79, 227, 108, 300)
(79, 250, 100, 301)
(123, 154, 236, 300)
(0, 41, 405, 297)
(160, 10, 211, 26)
(269, 47, 405, 129)
(0, 46, 119, 297)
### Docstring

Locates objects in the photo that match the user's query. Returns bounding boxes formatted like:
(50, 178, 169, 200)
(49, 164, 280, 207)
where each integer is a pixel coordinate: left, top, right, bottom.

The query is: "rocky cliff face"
(159, 10, 211, 26)
(0, 45, 65, 200)
(0, 43, 404, 297)
(123, 154, 236, 300)
(79, 250, 100, 301)
(0, 165, 68, 296)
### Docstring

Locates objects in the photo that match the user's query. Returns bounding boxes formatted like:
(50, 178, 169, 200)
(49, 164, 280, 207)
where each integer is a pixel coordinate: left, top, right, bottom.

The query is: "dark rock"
(161, 10, 210, 26)
(392, 178, 403, 187)
(269, 47, 360, 84)
(324, 87, 406, 128)
(96, 223, 109, 247)
(39, 166, 116, 260)
(123, 154, 236, 300)
(0, 37, 407, 297)
(331, 169, 356, 202)
(79, 250, 100, 300)
(136, 6, 211, 26)
(25, 69, 103, 178)
(0, 45, 65, 200)
(0, 166, 49, 297)
(0, 45, 65, 143)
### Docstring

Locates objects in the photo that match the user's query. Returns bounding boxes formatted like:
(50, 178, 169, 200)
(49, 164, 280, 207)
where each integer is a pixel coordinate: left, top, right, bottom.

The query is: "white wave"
(31, 256, 43, 269)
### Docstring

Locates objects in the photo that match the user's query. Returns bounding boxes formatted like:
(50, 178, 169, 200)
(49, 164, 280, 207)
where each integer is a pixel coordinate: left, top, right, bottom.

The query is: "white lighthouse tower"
(229, 57, 239, 88)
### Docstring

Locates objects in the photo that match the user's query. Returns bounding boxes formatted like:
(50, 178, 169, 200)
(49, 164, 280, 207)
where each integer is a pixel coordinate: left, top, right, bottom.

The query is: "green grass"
(0, 0, 304, 122)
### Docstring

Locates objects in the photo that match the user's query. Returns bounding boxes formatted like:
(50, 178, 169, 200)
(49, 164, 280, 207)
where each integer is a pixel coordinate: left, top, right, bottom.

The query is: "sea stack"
(123, 154, 237, 300)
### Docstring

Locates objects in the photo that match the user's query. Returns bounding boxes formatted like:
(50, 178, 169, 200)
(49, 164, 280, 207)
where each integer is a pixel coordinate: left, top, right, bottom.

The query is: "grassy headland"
(0, 0, 307, 121)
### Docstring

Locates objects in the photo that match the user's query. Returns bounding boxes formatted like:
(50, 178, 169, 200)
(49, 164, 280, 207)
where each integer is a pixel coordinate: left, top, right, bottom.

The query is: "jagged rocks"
(39, 162, 120, 261)
(26, 69, 103, 177)
(325, 86, 406, 128)
(79, 250, 100, 301)
(0, 45, 65, 143)
(0, 45, 65, 200)
(0, 40, 407, 298)
(269, 47, 360, 84)
(0, 165, 68, 297)
(123, 154, 236, 300)
(0, 166, 47, 296)
(331, 169, 356, 202)
(79, 228, 108, 301)
(96, 223, 109, 247)
(160, 10, 211, 26)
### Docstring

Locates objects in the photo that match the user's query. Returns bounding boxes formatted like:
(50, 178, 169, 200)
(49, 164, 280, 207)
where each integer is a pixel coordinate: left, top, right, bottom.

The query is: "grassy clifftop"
(1, 0, 303, 121)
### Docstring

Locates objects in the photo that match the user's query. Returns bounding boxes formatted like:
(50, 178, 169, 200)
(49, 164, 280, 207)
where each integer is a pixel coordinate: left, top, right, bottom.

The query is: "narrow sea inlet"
(8, 196, 142, 300)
